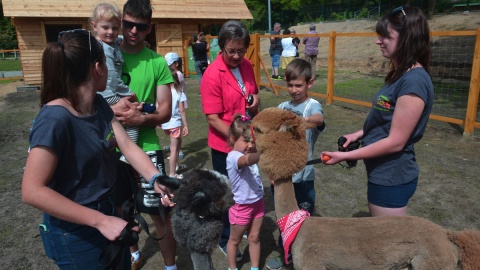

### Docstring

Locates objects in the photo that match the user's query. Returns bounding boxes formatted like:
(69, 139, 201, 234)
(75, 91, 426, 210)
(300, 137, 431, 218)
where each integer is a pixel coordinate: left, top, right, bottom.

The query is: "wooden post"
(463, 27, 480, 136)
(183, 37, 190, 78)
(258, 52, 278, 95)
(252, 33, 261, 90)
(326, 31, 336, 105)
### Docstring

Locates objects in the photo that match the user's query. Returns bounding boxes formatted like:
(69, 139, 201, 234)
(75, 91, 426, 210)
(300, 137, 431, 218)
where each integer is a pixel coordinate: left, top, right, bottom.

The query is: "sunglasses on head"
(58, 29, 92, 56)
(122, 20, 150, 32)
(391, 6, 406, 16)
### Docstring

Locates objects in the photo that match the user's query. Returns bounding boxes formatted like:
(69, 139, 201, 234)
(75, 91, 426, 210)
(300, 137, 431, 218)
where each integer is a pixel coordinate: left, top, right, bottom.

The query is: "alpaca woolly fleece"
(251, 108, 480, 270)
(252, 107, 308, 180)
(171, 169, 233, 253)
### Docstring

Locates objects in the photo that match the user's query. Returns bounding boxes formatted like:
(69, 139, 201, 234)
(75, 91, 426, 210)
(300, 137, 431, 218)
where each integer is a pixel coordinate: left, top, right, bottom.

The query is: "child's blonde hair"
(91, 2, 121, 23)
(229, 114, 254, 145)
(169, 68, 181, 93)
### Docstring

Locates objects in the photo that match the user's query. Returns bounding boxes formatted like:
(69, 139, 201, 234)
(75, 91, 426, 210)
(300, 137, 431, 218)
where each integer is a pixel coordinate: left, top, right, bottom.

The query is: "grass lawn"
(1, 73, 479, 270)
(0, 59, 21, 71)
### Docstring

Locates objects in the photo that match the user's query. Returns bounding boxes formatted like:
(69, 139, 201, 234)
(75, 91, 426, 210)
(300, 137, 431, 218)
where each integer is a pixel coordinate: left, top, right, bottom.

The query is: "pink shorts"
(163, 127, 181, 138)
(229, 198, 265, 226)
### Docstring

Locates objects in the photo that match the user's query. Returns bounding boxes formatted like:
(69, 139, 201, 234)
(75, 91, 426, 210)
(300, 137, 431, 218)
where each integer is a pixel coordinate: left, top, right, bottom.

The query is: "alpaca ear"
(191, 191, 209, 206)
(278, 120, 302, 139)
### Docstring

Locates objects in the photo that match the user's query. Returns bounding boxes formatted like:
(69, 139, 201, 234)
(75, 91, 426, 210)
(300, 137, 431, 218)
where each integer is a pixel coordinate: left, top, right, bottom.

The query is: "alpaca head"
(173, 169, 233, 219)
(252, 107, 308, 181)
(169, 169, 234, 254)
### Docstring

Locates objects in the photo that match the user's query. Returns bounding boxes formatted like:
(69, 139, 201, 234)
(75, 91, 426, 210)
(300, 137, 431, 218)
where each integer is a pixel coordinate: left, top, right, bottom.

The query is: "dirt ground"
(1, 11, 480, 270)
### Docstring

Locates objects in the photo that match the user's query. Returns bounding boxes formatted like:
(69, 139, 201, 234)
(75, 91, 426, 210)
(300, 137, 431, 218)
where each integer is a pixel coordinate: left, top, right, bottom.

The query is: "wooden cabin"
(2, 0, 253, 86)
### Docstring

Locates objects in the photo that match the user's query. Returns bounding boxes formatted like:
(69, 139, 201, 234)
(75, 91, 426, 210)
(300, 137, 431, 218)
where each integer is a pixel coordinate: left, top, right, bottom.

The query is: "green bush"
(356, 8, 369, 19)
(331, 11, 352, 21)
(0, 2, 18, 50)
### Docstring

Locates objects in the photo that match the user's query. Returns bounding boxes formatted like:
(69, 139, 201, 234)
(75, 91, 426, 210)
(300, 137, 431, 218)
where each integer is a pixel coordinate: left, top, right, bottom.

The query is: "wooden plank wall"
(155, 23, 183, 57)
(13, 18, 88, 86)
(14, 18, 46, 86)
(3, 0, 252, 20)
(13, 17, 221, 86)
(154, 22, 198, 59)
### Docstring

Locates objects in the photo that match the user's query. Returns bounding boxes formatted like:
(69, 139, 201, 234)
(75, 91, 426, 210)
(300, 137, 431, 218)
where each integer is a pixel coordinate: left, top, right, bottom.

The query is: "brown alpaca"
(252, 107, 480, 270)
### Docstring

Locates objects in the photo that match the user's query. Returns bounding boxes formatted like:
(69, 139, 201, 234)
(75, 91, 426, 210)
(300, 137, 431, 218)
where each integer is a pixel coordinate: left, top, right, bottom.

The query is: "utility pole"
(268, 0, 271, 32)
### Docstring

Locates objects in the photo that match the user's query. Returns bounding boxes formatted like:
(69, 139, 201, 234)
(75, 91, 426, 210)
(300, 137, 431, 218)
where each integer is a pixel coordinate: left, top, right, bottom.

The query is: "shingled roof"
(2, 0, 253, 19)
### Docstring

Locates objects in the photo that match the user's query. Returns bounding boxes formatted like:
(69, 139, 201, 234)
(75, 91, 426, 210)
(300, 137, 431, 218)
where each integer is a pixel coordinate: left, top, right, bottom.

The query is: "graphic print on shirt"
(374, 95, 392, 111)
(105, 129, 118, 151)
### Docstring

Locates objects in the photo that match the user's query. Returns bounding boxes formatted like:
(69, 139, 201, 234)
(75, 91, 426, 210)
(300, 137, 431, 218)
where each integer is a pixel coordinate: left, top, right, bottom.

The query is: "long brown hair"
(376, 6, 431, 84)
(41, 30, 104, 112)
(169, 67, 181, 92)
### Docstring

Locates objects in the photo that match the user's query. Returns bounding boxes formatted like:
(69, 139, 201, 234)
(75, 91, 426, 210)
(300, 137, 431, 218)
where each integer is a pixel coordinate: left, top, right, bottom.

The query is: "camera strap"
(99, 198, 167, 269)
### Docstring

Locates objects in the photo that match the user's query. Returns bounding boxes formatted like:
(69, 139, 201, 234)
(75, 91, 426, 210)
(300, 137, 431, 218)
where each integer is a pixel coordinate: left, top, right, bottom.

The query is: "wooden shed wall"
(14, 18, 89, 86)
(3, 0, 253, 20)
(12, 18, 220, 86)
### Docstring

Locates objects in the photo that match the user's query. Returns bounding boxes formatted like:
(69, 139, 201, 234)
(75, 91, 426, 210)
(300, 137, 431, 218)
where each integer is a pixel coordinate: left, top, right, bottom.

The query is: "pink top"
(200, 53, 258, 153)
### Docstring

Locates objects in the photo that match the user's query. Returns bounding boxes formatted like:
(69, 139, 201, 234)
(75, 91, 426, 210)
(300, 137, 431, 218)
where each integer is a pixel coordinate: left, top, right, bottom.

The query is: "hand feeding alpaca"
(252, 107, 480, 270)
(158, 169, 233, 270)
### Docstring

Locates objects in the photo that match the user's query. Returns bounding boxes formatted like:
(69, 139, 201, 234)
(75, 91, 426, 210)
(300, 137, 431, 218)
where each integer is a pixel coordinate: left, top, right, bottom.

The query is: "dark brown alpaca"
(252, 107, 480, 270)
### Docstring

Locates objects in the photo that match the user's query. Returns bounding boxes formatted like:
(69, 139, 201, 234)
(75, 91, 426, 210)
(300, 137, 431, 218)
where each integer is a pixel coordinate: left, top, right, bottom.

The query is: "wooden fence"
(186, 29, 479, 135)
(0, 49, 19, 60)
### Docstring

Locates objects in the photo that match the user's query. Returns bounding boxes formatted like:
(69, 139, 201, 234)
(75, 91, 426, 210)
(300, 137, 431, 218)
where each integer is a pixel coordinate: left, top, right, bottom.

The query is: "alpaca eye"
(254, 127, 262, 134)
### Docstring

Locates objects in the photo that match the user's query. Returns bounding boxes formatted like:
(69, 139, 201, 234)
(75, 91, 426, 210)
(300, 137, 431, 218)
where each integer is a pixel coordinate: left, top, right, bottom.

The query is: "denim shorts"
(38, 197, 130, 269)
(270, 54, 280, 68)
(367, 177, 418, 208)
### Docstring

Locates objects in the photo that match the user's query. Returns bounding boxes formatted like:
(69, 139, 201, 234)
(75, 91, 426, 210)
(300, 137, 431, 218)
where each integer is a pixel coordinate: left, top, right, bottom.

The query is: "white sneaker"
(176, 163, 188, 172)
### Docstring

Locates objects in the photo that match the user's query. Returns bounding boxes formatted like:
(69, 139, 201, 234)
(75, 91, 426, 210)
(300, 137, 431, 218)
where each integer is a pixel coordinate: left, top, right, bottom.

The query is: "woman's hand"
(340, 130, 363, 148)
(320, 151, 347, 165)
(154, 182, 175, 207)
(246, 94, 261, 111)
(95, 214, 128, 241)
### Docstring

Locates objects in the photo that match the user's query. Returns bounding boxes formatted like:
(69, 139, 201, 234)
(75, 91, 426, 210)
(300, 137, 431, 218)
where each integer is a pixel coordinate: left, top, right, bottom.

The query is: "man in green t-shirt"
(111, 0, 176, 269)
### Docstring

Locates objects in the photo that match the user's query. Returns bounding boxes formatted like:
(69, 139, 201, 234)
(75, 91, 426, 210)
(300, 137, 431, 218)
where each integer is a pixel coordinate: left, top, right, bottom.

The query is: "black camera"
(247, 94, 254, 106)
(141, 103, 156, 113)
(337, 136, 361, 168)
(246, 94, 254, 119)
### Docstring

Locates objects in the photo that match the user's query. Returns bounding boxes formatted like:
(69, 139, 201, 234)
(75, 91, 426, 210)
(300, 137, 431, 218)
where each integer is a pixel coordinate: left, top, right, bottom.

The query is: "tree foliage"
(244, 0, 446, 32)
(0, 1, 18, 49)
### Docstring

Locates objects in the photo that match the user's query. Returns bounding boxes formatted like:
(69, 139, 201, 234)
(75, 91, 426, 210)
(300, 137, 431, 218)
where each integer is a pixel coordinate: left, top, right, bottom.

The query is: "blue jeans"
(211, 148, 230, 248)
(270, 54, 280, 68)
(38, 197, 130, 269)
(194, 60, 208, 86)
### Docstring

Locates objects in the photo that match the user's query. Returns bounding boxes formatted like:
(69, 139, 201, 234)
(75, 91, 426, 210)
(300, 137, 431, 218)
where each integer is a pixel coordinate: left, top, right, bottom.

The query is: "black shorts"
(114, 150, 170, 215)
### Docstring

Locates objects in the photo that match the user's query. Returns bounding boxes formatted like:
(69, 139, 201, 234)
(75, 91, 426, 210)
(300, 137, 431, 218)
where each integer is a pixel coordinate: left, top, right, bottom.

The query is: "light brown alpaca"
(252, 107, 480, 270)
